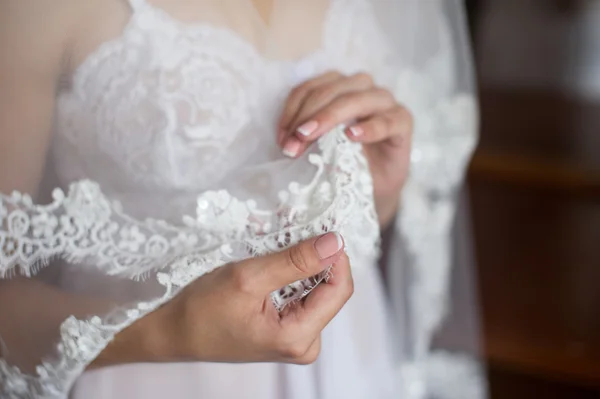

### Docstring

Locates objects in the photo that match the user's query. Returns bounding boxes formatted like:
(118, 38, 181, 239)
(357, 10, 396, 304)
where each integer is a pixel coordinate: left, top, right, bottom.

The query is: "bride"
(0, 0, 483, 398)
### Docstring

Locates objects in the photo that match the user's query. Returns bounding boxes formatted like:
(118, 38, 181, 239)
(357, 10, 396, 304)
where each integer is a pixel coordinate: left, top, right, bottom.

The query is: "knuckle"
(319, 109, 338, 124)
(229, 264, 254, 293)
(324, 70, 343, 80)
(352, 72, 374, 86)
(295, 348, 320, 365)
(275, 337, 310, 360)
(332, 93, 361, 115)
(380, 113, 395, 131)
(374, 87, 394, 102)
(289, 86, 307, 101)
(344, 91, 364, 103)
(286, 342, 310, 360)
(286, 245, 313, 275)
(310, 85, 337, 104)
(329, 92, 360, 114)
(396, 106, 414, 134)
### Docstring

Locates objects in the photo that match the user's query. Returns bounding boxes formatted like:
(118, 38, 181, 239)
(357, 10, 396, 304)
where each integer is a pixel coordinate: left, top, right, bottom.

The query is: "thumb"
(239, 232, 344, 295)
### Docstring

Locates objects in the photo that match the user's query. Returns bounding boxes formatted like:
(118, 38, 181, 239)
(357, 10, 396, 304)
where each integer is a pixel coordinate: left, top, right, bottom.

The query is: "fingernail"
(297, 120, 319, 137)
(314, 232, 344, 259)
(282, 139, 301, 158)
(349, 126, 363, 137)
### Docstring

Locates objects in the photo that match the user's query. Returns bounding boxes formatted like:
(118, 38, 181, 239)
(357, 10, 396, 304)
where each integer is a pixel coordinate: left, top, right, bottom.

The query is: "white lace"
(53, 0, 353, 193)
(1, 132, 376, 279)
(0, 0, 481, 397)
(0, 128, 380, 398)
(397, 351, 487, 399)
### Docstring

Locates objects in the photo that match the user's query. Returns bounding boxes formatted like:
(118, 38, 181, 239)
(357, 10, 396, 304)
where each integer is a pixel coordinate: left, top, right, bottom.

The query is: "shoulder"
(0, 0, 84, 77)
(0, 0, 120, 78)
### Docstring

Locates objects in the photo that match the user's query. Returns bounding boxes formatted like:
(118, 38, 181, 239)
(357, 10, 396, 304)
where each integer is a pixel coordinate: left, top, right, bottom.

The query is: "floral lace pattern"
(53, 0, 354, 193)
(1, 132, 374, 279)
(0, 0, 484, 397)
(0, 128, 380, 398)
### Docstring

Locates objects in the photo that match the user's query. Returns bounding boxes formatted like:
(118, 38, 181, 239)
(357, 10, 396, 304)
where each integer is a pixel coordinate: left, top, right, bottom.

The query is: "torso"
(51, 0, 388, 222)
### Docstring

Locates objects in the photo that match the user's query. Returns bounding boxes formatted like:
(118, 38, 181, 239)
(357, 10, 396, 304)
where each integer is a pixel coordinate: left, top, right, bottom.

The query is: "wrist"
(138, 303, 180, 362)
(88, 304, 178, 370)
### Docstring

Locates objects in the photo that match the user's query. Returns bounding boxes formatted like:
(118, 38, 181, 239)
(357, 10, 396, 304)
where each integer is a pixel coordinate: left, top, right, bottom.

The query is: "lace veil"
(0, 0, 484, 397)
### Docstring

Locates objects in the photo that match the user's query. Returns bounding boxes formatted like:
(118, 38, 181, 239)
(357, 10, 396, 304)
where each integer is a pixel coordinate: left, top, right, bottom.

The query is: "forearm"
(0, 278, 174, 371)
(89, 303, 175, 369)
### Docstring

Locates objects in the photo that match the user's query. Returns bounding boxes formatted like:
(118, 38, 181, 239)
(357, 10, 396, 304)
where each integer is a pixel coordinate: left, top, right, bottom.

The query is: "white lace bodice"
(0, 1, 482, 397)
(51, 0, 385, 222)
(1, 1, 388, 396)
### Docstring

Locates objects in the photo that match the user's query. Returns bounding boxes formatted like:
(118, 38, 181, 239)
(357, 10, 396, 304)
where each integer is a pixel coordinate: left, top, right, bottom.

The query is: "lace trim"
(0, 2, 483, 395)
(0, 93, 480, 399)
(0, 127, 380, 398)
(397, 351, 487, 399)
(1, 129, 374, 279)
(57, 1, 355, 191)
(69, 0, 345, 89)
(392, 53, 482, 399)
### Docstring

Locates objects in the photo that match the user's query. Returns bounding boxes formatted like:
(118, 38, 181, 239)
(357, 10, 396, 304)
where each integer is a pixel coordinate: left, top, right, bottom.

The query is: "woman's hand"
(92, 232, 352, 367)
(278, 71, 413, 229)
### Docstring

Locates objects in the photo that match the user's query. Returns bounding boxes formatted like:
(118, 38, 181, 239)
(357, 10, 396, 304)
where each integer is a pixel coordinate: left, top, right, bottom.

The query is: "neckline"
(66, 0, 339, 91)
(143, 3, 330, 64)
(250, 0, 276, 28)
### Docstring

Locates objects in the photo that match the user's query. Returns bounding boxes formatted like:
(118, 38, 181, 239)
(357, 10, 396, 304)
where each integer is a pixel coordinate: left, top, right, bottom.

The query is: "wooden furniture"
(464, 1, 600, 397)
(470, 88, 600, 398)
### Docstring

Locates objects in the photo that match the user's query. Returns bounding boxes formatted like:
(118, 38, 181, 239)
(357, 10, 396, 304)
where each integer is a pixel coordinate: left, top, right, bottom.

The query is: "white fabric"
(71, 267, 396, 399)
(0, 0, 485, 398)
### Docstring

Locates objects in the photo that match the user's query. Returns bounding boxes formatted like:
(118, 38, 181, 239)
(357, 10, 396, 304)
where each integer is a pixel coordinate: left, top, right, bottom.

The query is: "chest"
(52, 0, 382, 191)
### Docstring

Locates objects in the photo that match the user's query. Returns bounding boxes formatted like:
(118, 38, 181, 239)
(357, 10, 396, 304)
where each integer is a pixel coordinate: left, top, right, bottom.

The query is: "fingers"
(301, 88, 396, 138)
(234, 232, 345, 296)
(271, 330, 322, 365)
(287, 335, 322, 365)
(275, 254, 353, 364)
(278, 71, 343, 145)
(286, 252, 354, 336)
(279, 73, 376, 155)
(282, 88, 396, 158)
(286, 73, 374, 134)
(344, 105, 413, 146)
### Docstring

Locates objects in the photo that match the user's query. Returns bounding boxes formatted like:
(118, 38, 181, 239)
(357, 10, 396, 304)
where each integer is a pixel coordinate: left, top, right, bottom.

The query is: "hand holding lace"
(92, 232, 351, 367)
(277, 71, 413, 228)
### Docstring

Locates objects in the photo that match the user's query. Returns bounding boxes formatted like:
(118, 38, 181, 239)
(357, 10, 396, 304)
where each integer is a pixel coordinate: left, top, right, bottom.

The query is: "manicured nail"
(296, 120, 319, 137)
(282, 139, 301, 158)
(349, 125, 363, 137)
(314, 232, 344, 259)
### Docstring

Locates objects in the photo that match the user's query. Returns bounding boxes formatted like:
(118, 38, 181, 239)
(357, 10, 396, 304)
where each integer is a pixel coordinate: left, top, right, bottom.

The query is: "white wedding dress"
(0, 1, 484, 398)
(59, 1, 395, 398)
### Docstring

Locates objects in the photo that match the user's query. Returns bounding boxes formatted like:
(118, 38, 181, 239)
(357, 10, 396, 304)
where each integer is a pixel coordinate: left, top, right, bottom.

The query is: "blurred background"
(466, 0, 600, 398)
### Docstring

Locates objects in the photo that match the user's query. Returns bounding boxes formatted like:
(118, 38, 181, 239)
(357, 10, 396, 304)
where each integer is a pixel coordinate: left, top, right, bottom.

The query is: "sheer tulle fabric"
(0, 1, 485, 398)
